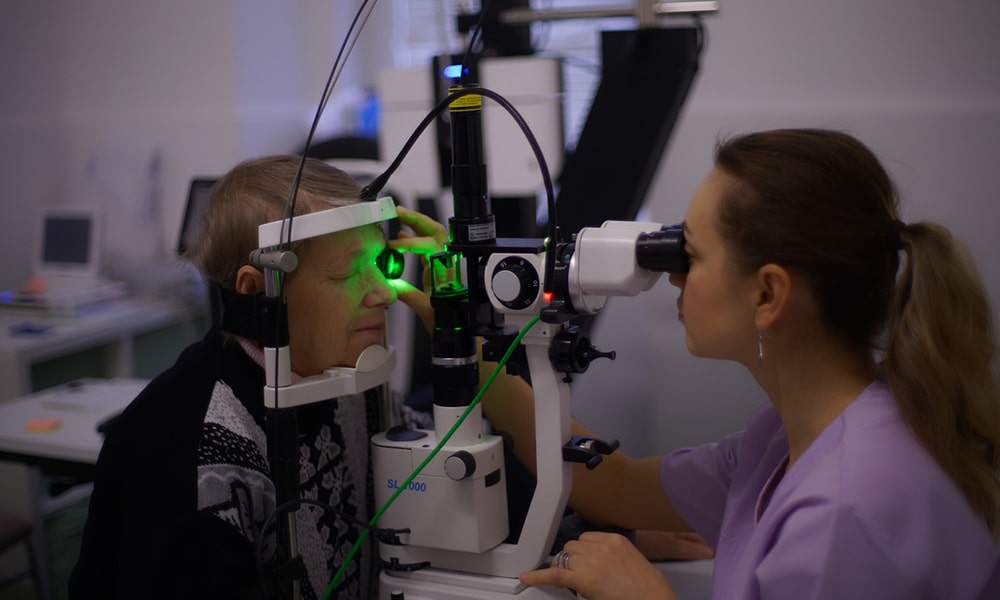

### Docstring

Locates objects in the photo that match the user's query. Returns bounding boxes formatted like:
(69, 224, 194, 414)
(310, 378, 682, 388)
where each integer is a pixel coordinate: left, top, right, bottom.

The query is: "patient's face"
(284, 224, 397, 376)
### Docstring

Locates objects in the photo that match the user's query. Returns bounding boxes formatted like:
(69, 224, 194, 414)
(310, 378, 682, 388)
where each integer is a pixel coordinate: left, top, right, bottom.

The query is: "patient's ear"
(235, 266, 264, 295)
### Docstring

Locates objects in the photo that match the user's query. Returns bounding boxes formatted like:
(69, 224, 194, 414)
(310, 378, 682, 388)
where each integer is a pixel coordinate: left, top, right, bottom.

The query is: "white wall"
(0, 4, 71, 291)
(0, 1, 358, 291)
(569, 0, 1000, 457)
(1, 0, 997, 458)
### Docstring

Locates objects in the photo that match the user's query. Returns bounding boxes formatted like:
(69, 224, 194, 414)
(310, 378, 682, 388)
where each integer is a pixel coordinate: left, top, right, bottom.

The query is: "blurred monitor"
(35, 205, 103, 280)
(177, 177, 217, 256)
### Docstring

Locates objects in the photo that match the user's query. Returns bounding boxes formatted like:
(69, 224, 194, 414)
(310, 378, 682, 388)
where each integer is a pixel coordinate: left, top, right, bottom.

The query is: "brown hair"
(184, 155, 362, 289)
(714, 128, 1000, 536)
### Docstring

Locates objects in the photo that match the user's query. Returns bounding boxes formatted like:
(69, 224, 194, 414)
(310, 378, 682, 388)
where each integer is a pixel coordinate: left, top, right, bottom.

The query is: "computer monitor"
(34, 205, 104, 280)
(176, 177, 218, 256)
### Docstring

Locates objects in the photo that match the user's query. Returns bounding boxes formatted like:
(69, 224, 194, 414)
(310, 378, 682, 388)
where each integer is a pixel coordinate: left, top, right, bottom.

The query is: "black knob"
(550, 325, 616, 374)
(562, 435, 621, 470)
(444, 450, 476, 480)
(582, 347, 616, 363)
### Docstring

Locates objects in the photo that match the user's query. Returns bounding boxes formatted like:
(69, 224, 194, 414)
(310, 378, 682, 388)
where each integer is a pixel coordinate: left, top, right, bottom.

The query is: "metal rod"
(499, 1, 719, 25)
(287, 513, 301, 600)
(637, 0, 656, 27)
(655, 1, 721, 15)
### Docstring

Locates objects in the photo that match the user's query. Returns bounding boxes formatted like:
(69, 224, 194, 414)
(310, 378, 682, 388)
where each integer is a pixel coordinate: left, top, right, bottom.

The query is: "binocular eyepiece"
(636, 224, 689, 274)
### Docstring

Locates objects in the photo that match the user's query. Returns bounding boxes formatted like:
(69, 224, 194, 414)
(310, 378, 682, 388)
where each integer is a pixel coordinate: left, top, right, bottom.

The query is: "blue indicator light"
(443, 64, 463, 79)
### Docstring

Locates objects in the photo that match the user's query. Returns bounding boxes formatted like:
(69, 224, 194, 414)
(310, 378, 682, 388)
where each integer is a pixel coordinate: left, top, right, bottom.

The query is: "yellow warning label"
(449, 91, 482, 112)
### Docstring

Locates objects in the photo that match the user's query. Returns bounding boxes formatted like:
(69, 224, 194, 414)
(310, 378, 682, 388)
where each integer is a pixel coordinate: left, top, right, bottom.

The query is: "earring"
(757, 330, 765, 367)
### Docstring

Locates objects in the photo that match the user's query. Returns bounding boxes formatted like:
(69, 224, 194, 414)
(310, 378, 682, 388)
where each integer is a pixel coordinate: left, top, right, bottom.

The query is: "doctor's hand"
(520, 531, 679, 600)
(389, 206, 448, 332)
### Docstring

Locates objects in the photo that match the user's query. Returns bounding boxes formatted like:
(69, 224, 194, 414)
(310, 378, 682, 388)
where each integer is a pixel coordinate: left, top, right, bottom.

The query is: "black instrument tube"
(431, 290, 480, 408)
(448, 86, 495, 244)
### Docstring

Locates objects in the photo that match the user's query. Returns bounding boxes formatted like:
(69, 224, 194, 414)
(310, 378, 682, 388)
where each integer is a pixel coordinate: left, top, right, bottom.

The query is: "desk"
(0, 295, 204, 403)
(0, 378, 148, 469)
(0, 296, 203, 600)
(0, 379, 149, 600)
(657, 559, 714, 600)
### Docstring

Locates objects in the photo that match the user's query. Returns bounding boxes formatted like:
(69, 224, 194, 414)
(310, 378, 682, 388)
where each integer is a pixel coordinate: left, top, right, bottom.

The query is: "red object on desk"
(22, 276, 47, 295)
(23, 418, 62, 433)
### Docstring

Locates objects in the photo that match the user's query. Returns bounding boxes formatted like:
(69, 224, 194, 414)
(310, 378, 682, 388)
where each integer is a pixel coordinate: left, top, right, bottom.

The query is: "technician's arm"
(391, 206, 691, 534)
(478, 360, 692, 534)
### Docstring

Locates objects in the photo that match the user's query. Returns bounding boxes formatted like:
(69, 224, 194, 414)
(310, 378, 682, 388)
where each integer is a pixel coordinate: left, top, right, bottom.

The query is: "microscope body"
(372, 219, 683, 599)
(372, 403, 508, 555)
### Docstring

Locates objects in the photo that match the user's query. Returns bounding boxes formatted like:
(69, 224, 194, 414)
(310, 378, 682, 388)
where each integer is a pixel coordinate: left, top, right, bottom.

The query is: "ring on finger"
(554, 550, 571, 570)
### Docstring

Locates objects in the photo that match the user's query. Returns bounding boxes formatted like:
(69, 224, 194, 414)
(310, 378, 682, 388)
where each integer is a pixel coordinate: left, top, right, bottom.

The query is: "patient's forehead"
(308, 224, 384, 269)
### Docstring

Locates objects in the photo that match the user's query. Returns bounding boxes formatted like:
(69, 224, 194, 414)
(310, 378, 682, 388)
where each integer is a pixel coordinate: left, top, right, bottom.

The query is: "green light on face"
(388, 278, 409, 292)
(377, 248, 405, 279)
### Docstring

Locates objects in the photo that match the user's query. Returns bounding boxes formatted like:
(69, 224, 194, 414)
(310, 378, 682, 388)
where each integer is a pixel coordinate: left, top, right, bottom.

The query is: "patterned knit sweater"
(70, 328, 414, 599)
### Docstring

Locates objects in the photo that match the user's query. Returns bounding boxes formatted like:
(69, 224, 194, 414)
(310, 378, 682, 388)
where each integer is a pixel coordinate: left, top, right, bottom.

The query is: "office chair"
(0, 510, 42, 596)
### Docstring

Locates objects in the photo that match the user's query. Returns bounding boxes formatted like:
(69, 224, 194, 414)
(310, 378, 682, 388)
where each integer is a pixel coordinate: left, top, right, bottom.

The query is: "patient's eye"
(376, 248, 404, 279)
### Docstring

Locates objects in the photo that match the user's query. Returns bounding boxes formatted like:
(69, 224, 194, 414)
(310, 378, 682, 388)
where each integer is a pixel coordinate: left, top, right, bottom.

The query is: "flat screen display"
(177, 178, 217, 256)
(42, 217, 92, 264)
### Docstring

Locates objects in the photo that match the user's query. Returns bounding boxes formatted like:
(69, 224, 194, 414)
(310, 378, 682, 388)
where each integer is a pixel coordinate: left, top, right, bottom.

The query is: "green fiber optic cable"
(322, 314, 542, 599)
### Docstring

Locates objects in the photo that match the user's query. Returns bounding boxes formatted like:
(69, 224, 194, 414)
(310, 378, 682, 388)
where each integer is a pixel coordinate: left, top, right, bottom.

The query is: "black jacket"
(69, 329, 380, 599)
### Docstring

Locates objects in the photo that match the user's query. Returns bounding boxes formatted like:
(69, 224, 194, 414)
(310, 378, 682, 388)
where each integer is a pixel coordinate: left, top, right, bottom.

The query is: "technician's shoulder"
(836, 382, 998, 596)
(838, 384, 978, 522)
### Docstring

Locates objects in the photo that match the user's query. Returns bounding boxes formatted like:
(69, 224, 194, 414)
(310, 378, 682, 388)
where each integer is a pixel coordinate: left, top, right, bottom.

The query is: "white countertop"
(0, 377, 148, 464)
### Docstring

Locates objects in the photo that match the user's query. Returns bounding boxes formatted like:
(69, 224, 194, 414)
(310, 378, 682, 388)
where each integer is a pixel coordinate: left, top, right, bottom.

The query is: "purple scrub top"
(660, 378, 999, 599)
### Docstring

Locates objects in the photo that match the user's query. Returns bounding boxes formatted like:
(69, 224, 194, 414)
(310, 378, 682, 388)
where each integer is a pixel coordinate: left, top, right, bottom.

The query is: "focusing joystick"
(562, 435, 621, 470)
(549, 325, 616, 381)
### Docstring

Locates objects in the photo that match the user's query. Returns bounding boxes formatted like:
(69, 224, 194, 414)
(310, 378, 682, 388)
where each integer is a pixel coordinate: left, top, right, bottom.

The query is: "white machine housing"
(373, 403, 508, 554)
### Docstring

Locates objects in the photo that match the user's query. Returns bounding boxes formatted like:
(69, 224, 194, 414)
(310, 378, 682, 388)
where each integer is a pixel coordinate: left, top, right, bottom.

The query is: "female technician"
(494, 128, 1000, 599)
